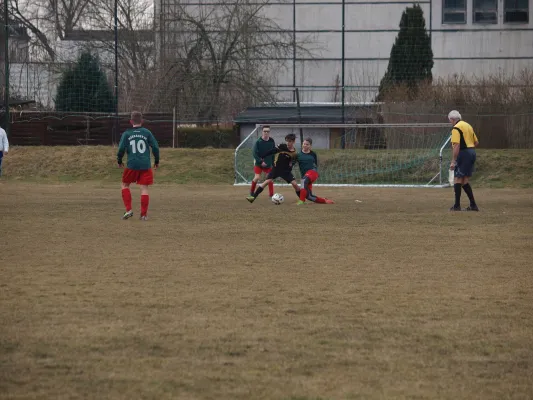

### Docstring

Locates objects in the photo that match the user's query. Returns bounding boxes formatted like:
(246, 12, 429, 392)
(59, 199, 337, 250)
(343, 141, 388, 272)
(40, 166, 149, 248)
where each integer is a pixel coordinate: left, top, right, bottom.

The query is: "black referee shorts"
(455, 148, 476, 178)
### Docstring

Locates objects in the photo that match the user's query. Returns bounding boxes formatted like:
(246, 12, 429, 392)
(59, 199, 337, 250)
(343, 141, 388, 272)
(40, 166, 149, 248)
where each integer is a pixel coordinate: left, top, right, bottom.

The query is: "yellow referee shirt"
(451, 120, 479, 149)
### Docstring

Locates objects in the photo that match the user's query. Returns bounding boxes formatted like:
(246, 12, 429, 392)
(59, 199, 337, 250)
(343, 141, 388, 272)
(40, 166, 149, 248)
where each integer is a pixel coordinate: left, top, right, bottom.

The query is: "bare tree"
(7, 0, 54, 60)
(7, 0, 155, 109)
(154, 0, 315, 123)
(81, 0, 156, 111)
(51, 0, 92, 39)
(7, 0, 93, 61)
(4, 0, 316, 118)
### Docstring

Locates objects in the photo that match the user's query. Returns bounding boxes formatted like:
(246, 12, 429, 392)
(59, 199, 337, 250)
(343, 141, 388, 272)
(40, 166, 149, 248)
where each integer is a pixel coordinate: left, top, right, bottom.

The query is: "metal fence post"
(3, 0, 10, 136)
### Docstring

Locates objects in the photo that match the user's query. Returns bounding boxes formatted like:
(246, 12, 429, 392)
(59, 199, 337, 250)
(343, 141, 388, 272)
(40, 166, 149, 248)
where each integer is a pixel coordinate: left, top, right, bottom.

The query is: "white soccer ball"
(271, 193, 284, 205)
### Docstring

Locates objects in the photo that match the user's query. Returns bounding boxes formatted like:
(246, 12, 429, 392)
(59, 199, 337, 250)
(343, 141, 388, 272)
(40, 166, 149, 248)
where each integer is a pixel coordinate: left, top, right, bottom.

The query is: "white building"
(8, 32, 114, 109)
(155, 0, 533, 102)
(9, 0, 533, 108)
(9, 30, 154, 109)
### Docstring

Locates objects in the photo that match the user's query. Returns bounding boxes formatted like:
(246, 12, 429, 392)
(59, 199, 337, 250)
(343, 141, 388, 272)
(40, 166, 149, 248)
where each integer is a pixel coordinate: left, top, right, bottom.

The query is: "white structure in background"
(155, 0, 532, 102)
(8, 0, 532, 107)
(8, 30, 153, 109)
(8, 31, 115, 109)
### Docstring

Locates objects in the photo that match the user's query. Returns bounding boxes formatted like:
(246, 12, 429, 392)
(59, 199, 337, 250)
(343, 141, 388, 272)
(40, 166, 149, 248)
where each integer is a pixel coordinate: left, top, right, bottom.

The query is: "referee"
(448, 110, 479, 211)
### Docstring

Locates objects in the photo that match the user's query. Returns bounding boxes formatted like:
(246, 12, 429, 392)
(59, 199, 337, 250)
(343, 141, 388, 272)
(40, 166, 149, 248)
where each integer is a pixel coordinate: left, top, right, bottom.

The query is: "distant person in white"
(0, 126, 9, 177)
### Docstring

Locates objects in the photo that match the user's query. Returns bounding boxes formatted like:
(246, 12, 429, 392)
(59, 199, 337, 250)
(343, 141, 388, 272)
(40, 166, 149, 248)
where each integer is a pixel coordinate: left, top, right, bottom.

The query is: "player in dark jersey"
(117, 111, 160, 220)
(297, 138, 334, 205)
(246, 133, 300, 203)
(251, 125, 276, 197)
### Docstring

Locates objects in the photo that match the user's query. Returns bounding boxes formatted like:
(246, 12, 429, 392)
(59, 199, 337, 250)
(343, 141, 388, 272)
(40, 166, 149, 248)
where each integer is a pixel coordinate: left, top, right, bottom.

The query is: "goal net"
(234, 123, 452, 187)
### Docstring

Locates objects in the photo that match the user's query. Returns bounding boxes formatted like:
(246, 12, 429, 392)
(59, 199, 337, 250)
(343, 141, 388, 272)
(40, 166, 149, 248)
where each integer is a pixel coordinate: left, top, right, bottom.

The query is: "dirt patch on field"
(1, 183, 532, 399)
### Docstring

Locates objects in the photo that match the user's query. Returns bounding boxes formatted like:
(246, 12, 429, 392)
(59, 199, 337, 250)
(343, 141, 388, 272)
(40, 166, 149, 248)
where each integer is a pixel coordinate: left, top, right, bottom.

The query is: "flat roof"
(0, 99, 36, 107)
(234, 104, 379, 124)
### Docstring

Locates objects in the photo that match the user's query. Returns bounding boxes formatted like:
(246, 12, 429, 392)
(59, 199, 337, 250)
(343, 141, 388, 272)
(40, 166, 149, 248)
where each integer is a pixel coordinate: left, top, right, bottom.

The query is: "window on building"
(504, 0, 529, 23)
(443, 0, 467, 23)
(8, 41, 29, 63)
(473, 0, 498, 23)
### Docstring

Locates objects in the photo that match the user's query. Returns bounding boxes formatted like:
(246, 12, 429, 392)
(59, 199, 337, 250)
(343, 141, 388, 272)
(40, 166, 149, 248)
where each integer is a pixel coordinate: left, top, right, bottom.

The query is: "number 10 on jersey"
(129, 139, 147, 154)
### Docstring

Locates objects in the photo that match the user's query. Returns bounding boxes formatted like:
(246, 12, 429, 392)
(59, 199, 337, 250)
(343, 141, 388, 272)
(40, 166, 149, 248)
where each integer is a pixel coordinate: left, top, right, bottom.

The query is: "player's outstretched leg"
(312, 185, 335, 203)
(286, 179, 300, 201)
(313, 196, 335, 204)
(121, 183, 133, 219)
(306, 187, 334, 205)
(297, 188, 307, 205)
(246, 184, 265, 203)
(297, 176, 311, 205)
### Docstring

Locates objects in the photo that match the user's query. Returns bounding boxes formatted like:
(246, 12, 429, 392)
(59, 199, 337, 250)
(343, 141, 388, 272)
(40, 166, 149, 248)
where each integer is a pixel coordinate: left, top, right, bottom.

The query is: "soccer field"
(1, 183, 532, 400)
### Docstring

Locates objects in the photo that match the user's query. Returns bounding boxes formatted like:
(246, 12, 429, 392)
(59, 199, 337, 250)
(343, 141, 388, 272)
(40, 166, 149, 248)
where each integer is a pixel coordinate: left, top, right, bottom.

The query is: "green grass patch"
(2, 146, 532, 188)
(3, 146, 235, 185)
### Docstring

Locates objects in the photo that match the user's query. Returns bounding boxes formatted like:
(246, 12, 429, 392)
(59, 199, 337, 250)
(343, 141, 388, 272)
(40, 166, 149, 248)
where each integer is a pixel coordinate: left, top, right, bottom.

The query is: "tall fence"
(382, 104, 533, 149)
(7, 112, 239, 148)
(4, 109, 532, 149)
(1, 0, 533, 148)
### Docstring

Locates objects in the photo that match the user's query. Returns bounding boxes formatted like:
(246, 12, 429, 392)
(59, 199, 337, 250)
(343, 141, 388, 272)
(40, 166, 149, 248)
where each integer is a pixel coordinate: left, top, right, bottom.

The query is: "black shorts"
(455, 148, 476, 178)
(267, 169, 295, 184)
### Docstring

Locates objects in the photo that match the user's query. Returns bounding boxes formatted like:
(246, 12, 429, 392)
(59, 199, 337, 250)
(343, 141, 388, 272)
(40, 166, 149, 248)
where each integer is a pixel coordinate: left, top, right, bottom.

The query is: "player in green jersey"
(250, 125, 276, 197)
(117, 111, 160, 220)
(246, 133, 300, 203)
(296, 138, 334, 205)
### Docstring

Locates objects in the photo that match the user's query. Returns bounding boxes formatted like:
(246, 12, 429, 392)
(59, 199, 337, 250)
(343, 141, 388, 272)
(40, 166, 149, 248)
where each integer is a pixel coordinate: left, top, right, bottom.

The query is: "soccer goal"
(234, 123, 452, 188)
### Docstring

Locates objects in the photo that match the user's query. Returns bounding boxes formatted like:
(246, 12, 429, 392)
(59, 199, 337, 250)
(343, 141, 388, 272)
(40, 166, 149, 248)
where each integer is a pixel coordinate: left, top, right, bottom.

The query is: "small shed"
(234, 102, 384, 149)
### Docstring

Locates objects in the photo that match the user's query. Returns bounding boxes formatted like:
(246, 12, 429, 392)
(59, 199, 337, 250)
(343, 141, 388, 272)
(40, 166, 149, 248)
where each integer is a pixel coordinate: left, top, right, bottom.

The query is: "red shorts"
(304, 170, 319, 183)
(122, 168, 154, 185)
(254, 165, 272, 175)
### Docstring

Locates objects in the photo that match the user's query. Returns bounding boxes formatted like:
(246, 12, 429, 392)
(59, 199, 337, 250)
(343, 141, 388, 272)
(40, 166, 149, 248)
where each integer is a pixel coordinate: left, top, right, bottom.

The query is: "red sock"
(121, 188, 132, 211)
(268, 181, 274, 197)
(141, 194, 149, 216)
(250, 181, 257, 194)
(314, 196, 326, 204)
(299, 188, 308, 201)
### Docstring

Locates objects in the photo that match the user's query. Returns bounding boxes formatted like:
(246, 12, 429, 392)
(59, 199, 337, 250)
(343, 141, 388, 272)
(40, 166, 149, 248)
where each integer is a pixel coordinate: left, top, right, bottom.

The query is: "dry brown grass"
(379, 70, 533, 149)
(1, 183, 532, 400)
(3, 147, 235, 184)
(3, 147, 533, 188)
(380, 69, 533, 106)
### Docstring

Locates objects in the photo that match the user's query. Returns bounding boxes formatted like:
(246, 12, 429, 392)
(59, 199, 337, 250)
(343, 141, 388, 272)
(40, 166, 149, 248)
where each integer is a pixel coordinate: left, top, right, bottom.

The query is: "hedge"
(176, 127, 237, 148)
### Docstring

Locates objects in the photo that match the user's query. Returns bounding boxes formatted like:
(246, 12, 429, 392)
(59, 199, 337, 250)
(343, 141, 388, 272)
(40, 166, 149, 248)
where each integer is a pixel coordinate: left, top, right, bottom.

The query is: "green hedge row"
(176, 127, 237, 148)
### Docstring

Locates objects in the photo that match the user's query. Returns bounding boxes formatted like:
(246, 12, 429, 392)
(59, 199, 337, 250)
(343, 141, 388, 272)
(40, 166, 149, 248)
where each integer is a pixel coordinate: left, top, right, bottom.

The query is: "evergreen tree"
(377, 4, 433, 100)
(55, 52, 115, 112)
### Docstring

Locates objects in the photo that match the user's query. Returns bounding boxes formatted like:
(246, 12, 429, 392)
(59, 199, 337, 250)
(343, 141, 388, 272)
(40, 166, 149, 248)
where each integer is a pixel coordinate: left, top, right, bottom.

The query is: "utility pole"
(113, 0, 119, 145)
(3, 0, 10, 136)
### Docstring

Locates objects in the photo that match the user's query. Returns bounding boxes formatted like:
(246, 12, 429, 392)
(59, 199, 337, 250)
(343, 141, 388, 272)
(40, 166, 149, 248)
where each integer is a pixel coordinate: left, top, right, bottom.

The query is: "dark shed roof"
(234, 104, 380, 124)
(0, 99, 36, 108)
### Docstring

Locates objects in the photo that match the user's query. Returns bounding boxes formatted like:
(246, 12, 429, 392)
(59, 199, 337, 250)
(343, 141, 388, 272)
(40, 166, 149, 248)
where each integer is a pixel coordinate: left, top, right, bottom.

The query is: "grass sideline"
(2, 146, 533, 187)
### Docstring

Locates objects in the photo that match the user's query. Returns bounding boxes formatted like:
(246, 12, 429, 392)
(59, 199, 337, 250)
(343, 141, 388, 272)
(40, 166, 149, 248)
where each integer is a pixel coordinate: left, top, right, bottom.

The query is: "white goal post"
(234, 123, 452, 188)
